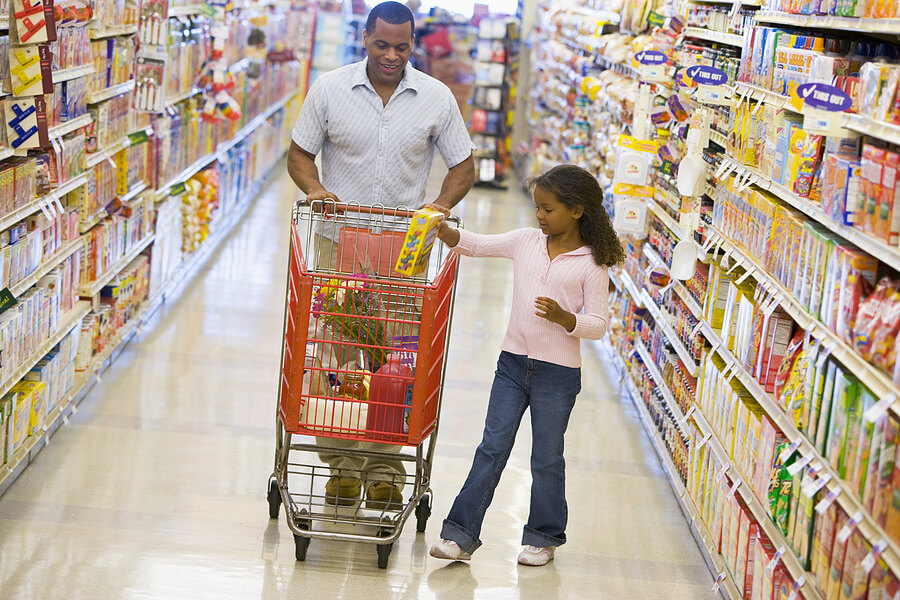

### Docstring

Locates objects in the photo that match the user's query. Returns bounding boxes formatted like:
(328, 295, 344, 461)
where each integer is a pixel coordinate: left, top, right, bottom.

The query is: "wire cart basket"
(267, 200, 460, 568)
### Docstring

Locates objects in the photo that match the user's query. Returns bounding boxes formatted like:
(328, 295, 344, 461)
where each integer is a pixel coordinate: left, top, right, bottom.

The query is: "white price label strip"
(680, 406, 696, 426)
(691, 322, 704, 337)
(787, 576, 805, 600)
(861, 539, 889, 574)
(717, 464, 729, 483)
(786, 454, 813, 477)
(865, 393, 897, 423)
(808, 462, 823, 477)
(837, 511, 864, 545)
(815, 487, 842, 514)
(59, 405, 69, 426)
(727, 479, 741, 500)
(803, 474, 832, 499)
(696, 432, 712, 450)
(778, 440, 800, 464)
(816, 347, 833, 368)
(766, 546, 786, 574)
(712, 572, 727, 593)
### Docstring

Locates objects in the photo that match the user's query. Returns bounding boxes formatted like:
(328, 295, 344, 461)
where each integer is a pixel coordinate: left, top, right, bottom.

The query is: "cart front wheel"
(415, 493, 432, 533)
(376, 542, 392, 568)
(294, 535, 310, 561)
(267, 478, 281, 519)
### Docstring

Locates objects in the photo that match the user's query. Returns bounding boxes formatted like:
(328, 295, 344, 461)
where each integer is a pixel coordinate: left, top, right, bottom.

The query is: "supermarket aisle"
(0, 163, 716, 599)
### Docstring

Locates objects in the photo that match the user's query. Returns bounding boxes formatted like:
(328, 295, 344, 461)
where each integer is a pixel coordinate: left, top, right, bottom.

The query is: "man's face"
(364, 18, 413, 87)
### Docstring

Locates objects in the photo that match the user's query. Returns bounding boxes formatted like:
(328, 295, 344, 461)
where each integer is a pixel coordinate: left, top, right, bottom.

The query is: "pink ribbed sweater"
(453, 227, 610, 368)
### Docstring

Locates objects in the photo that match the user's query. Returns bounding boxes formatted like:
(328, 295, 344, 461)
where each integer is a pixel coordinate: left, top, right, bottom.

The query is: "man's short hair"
(366, 1, 415, 37)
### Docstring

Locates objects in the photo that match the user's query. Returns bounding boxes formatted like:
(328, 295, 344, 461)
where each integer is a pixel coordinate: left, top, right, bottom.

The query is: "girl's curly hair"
(527, 165, 626, 268)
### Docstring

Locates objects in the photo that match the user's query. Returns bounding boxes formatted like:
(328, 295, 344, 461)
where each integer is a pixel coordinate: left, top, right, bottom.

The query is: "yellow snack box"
(395, 208, 443, 277)
(15, 381, 46, 436)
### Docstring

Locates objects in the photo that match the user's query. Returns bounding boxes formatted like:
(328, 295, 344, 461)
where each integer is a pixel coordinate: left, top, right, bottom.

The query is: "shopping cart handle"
(307, 199, 416, 218)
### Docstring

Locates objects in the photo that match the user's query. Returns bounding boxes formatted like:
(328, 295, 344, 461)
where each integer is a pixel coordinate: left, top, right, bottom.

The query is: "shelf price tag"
(717, 464, 729, 483)
(861, 539, 889, 574)
(865, 393, 897, 423)
(696, 432, 712, 450)
(803, 473, 831, 499)
(766, 546, 786, 574)
(816, 347, 833, 368)
(680, 406, 696, 427)
(837, 510, 864, 544)
(712, 571, 727, 593)
(726, 479, 741, 500)
(778, 440, 801, 464)
(787, 576, 805, 600)
(59, 405, 68, 426)
(786, 454, 813, 477)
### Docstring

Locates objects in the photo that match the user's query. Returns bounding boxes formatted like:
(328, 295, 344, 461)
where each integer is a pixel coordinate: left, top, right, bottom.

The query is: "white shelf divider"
(48, 114, 92, 139)
(87, 80, 135, 104)
(52, 64, 95, 83)
(683, 27, 744, 47)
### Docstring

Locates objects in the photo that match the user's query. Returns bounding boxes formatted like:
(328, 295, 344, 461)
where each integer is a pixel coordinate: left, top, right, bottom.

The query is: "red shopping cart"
(267, 200, 460, 568)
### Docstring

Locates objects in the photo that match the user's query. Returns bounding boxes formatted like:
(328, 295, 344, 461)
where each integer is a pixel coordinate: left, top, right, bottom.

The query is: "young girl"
(427, 164, 625, 567)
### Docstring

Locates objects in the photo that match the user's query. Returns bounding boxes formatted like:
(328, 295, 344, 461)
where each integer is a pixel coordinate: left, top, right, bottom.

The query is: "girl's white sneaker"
(517, 545, 555, 566)
(429, 539, 472, 561)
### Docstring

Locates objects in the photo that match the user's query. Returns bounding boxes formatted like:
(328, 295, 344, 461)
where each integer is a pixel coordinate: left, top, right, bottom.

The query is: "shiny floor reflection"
(0, 162, 717, 599)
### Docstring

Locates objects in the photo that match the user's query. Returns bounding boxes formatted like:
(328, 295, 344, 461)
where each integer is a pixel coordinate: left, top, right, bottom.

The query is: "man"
(287, 1, 475, 510)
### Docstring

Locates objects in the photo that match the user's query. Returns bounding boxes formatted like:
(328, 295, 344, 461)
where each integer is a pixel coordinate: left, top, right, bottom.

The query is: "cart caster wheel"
(294, 535, 310, 561)
(376, 542, 392, 568)
(415, 493, 432, 533)
(296, 508, 310, 531)
(267, 479, 281, 519)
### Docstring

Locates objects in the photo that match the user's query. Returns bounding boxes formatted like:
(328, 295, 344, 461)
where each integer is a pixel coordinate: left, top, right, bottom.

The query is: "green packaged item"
(851, 388, 877, 499)
(806, 352, 829, 446)
(769, 441, 794, 533)
(815, 360, 838, 454)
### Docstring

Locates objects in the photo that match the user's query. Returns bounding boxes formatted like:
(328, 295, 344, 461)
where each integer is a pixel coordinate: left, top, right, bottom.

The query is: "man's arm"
(287, 141, 338, 203)
(432, 154, 475, 210)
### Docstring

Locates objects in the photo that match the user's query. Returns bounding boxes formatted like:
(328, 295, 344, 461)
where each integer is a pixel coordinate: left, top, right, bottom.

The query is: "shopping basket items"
(281, 202, 458, 446)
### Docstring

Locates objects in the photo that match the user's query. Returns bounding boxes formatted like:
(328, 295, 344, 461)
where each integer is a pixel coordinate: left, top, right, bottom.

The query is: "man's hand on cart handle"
(424, 203, 460, 248)
(302, 190, 342, 216)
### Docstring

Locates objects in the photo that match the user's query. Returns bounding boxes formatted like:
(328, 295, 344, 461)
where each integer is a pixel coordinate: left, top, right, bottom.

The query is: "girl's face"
(534, 187, 582, 236)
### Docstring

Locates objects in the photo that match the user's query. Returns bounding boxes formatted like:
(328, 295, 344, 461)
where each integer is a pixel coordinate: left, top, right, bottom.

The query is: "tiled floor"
(0, 162, 718, 599)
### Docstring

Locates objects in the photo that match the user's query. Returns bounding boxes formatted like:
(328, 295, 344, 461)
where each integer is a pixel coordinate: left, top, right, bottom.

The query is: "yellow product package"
(395, 208, 443, 277)
(15, 381, 46, 436)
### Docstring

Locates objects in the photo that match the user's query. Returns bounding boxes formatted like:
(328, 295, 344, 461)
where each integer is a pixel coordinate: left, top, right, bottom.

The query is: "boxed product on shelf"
(89, 36, 135, 93)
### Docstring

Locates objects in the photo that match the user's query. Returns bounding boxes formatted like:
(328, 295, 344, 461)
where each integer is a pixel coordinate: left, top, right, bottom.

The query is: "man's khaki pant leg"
(312, 234, 407, 490)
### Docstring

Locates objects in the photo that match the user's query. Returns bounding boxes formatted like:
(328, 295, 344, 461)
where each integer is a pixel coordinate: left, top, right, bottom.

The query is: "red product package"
(870, 287, 900, 371)
(773, 329, 804, 399)
(853, 278, 895, 359)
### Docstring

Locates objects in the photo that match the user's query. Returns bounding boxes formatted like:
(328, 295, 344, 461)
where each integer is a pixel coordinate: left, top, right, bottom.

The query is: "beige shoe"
(365, 482, 403, 510)
(324, 476, 361, 506)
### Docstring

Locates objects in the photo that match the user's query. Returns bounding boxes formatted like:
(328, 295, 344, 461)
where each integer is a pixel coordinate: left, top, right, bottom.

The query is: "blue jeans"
(440, 352, 581, 554)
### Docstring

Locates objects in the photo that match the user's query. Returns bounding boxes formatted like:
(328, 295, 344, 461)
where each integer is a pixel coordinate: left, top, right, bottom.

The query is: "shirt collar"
(352, 58, 420, 95)
(541, 231, 592, 256)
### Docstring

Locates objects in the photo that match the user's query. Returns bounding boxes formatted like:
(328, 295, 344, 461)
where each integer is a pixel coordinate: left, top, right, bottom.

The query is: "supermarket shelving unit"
(531, 0, 900, 597)
(0, 2, 315, 499)
(470, 17, 519, 188)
